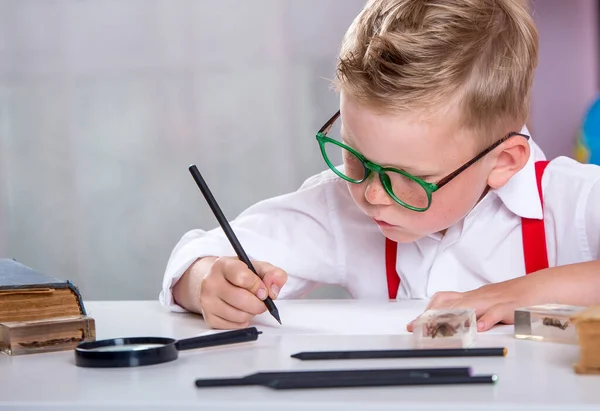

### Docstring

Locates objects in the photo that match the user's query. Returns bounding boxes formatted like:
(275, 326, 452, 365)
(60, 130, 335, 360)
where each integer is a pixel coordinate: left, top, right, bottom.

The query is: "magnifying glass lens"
(85, 343, 165, 352)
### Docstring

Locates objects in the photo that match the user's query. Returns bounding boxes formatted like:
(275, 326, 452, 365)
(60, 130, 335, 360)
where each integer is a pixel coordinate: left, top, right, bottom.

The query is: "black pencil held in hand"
(188, 164, 281, 324)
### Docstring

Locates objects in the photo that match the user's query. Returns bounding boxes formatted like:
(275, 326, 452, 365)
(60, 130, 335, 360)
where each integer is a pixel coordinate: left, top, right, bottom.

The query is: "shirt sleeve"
(159, 171, 345, 311)
(585, 178, 600, 260)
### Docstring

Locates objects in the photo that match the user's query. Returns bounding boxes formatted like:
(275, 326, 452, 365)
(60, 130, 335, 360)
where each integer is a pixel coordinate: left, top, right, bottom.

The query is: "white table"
(1, 299, 599, 410)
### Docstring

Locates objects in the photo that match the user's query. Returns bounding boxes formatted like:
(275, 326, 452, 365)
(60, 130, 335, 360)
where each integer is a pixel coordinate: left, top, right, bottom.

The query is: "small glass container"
(0, 315, 95, 355)
(411, 309, 476, 348)
(514, 304, 586, 344)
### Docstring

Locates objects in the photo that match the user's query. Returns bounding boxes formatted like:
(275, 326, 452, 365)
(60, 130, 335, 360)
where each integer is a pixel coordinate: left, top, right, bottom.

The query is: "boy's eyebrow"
(340, 130, 436, 177)
(339, 128, 360, 151)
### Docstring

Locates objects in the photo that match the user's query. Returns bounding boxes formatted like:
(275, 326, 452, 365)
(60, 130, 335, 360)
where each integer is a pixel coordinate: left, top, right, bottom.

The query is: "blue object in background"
(577, 95, 600, 165)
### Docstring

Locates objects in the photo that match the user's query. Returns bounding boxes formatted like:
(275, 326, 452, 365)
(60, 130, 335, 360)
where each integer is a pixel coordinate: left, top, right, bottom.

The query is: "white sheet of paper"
(252, 299, 514, 336)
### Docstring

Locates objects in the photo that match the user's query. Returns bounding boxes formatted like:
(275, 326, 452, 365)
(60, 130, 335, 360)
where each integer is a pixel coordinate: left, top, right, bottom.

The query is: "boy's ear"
(486, 137, 530, 189)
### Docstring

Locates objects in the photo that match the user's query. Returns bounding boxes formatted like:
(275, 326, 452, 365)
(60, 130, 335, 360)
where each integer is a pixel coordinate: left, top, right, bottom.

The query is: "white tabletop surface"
(1, 299, 599, 410)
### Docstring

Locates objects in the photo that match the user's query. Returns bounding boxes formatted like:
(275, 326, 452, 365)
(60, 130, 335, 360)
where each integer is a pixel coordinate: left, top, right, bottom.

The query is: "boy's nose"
(364, 175, 395, 206)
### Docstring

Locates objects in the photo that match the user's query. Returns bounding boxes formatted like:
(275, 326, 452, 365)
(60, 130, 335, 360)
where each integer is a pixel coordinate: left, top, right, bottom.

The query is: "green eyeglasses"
(316, 110, 530, 212)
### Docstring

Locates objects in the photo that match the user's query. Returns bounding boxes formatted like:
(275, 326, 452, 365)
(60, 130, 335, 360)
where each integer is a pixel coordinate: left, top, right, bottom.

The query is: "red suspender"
(384, 238, 399, 299)
(384, 160, 550, 300)
(385, 239, 399, 299)
(521, 160, 550, 274)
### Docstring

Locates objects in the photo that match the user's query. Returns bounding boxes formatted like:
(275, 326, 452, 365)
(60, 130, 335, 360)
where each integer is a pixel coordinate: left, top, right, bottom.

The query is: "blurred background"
(0, 0, 598, 301)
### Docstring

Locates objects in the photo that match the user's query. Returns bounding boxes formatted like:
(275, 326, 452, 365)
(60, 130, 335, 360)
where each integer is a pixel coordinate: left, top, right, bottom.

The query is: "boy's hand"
(406, 275, 552, 332)
(176, 256, 287, 329)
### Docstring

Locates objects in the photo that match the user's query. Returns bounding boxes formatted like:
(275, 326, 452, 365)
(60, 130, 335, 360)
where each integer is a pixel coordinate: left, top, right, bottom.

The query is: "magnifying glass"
(74, 327, 262, 368)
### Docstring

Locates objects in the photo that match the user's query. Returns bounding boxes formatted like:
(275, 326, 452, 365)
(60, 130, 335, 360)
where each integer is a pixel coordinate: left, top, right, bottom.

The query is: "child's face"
(339, 93, 515, 243)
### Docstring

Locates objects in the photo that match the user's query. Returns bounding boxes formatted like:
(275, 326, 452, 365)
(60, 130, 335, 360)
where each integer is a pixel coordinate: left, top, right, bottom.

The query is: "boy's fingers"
(218, 257, 287, 300)
(251, 261, 288, 300)
(212, 297, 257, 324)
(408, 292, 465, 332)
(406, 313, 426, 332)
(222, 259, 267, 297)
(221, 286, 268, 316)
(476, 303, 510, 331)
(426, 291, 461, 310)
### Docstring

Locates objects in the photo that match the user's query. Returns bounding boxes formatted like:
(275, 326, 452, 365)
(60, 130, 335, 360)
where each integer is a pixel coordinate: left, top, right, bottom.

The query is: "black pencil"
(291, 347, 507, 360)
(267, 374, 498, 390)
(195, 367, 472, 388)
(188, 165, 281, 324)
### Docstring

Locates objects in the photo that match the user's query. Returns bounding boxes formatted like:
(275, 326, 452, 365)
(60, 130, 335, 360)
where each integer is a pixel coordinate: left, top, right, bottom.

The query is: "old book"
(0, 259, 95, 355)
(0, 258, 86, 322)
(571, 304, 600, 375)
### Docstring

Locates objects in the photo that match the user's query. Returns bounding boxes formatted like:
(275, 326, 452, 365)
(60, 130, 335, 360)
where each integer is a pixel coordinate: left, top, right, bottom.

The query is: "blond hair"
(336, 0, 538, 138)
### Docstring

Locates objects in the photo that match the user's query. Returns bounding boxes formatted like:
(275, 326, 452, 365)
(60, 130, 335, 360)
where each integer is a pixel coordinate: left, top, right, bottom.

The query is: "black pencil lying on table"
(267, 374, 498, 390)
(291, 347, 507, 360)
(194, 367, 498, 390)
(195, 367, 472, 387)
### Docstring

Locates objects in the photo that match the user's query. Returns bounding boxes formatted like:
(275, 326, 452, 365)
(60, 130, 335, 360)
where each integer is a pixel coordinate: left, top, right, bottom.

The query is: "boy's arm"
(409, 176, 600, 331)
(159, 172, 346, 312)
(531, 260, 600, 306)
(407, 260, 600, 332)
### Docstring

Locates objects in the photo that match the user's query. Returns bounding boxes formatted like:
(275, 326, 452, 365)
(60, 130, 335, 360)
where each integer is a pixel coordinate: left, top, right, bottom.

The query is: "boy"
(161, 0, 600, 331)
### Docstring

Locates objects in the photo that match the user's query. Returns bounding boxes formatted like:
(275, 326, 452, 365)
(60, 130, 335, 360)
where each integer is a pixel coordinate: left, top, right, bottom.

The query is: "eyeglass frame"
(316, 110, 530, 212)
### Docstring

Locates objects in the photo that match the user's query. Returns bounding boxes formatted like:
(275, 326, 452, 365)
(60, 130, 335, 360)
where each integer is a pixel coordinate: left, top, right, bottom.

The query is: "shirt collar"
(490, 125, 546, 220)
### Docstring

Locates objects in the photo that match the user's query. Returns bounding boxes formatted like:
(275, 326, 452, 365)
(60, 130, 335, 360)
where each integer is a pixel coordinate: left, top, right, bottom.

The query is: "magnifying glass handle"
(175, 327, 262, 351)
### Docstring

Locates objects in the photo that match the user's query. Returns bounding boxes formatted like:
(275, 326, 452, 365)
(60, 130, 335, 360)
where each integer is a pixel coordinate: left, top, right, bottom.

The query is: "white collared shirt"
(159, 135, 600, 311)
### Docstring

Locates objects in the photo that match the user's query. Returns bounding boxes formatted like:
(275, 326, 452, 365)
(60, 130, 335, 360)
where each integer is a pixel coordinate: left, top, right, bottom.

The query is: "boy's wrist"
(172, 257, 217, 314)
(523, 270, 558, 304)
